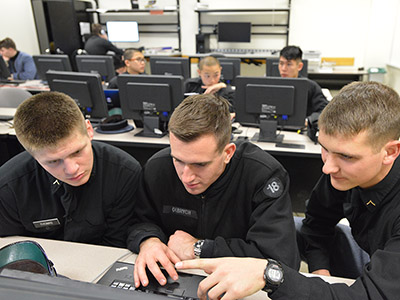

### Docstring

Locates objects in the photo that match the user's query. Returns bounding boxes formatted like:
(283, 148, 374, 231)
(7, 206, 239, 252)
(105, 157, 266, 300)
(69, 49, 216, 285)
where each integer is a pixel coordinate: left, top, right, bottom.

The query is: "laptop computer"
(97, 261, 205, 299)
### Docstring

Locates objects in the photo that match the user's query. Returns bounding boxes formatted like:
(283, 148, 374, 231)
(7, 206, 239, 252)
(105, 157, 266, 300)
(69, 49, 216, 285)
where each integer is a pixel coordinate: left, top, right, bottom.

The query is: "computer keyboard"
(210, 48, 279, 55)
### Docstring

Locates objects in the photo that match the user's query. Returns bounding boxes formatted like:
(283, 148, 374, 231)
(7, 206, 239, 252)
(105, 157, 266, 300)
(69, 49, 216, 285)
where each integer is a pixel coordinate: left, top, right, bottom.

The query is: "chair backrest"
(0, 88, 32, 108)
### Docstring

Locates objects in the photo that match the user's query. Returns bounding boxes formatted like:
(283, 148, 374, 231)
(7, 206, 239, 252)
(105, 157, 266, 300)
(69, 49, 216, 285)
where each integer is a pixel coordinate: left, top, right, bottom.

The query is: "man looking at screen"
(127, 94, 300, 288)
(107, 49, 146, 89)
(277, 45, 328, 121)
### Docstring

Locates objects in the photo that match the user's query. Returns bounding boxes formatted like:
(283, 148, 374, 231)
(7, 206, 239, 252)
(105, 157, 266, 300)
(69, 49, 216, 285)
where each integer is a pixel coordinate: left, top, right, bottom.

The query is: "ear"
(197, 68, 202, 76)
(223, 143, 236, 164)
(382, 140, 400, 165)
(297, 61, 304, 71)
(85, 119, 94, 141)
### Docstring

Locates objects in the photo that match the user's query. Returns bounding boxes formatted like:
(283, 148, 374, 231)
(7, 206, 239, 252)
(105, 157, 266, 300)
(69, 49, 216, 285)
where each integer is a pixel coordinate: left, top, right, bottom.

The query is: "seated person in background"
(0, 37, 37, 80)
(176, 81, 400, 300)
(107, 49, 146, 89)
(184, 56, 235, 116)
(0, 91, 141, 248)
(278, 45, 328, 121)
(84, 23, 124, 71)
(127, 94, 300, 288)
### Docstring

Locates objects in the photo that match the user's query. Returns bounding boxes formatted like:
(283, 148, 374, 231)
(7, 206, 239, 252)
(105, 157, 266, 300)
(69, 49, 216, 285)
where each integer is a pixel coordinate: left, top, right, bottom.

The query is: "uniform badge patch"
(263, 177, 284, 198)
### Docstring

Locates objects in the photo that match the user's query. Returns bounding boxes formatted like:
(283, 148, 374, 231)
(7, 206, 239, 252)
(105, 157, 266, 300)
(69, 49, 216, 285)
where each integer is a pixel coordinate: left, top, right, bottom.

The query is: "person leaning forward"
(0, 91, 141, 248)
(127, 94, 300, 288)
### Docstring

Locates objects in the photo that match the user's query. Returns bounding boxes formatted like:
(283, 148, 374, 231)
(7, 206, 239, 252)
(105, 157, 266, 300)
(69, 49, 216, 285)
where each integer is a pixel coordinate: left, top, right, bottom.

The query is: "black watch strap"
(262, 259, 284, 294)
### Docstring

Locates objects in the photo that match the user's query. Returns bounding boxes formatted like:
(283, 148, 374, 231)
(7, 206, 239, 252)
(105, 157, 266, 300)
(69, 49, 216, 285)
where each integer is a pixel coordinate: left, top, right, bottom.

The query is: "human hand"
(202, 82, 226, 94)
(176, 257, 266, 300)
(134, 237, 180, 287)
(167, 230, 198, 260)
(312, 269, 331, 276)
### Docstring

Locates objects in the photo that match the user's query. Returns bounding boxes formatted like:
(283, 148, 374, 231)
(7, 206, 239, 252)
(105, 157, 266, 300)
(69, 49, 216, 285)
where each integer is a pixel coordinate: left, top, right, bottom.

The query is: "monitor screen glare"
(106, 21, 139, 43)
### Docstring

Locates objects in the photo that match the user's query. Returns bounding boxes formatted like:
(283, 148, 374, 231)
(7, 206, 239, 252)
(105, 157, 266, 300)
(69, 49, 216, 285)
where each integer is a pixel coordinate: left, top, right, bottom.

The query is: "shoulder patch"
(263, 177, 284, 198)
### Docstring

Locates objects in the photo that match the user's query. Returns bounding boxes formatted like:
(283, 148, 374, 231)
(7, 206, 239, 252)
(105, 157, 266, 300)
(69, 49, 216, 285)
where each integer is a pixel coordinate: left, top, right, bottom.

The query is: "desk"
(0, 236, 355, 300)
(308, 69, 368, 89)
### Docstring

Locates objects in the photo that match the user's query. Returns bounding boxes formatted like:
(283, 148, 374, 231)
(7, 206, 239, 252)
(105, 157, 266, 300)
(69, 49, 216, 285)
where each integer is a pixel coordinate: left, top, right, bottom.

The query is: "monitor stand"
(134, 115, 167, 138)
(251, 119, 284, 143)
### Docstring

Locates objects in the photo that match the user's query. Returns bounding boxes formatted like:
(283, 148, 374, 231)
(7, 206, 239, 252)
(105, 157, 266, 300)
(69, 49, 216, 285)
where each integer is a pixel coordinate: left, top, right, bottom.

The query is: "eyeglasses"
(128, 58, 146, 63)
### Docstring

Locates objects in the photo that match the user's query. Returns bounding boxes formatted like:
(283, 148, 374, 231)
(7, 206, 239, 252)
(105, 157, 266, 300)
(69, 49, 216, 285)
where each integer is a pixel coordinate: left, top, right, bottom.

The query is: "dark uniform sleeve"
(271, 235, 400, 300)
(306, 79, 329, 118)
(301, 174, 346, 272)
(101, 159, 141, 248)
(102, 39, 124, 56)
(126, 169, 168, 253)
(217, 84, 236, 113)
(0, 185, 27, 236)
(201, 163, 300, 270)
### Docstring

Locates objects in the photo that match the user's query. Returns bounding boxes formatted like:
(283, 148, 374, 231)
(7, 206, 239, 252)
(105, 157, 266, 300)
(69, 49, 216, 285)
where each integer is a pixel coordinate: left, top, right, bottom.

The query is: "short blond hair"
(14, 91, 87, 153)
(319, 81, 400, 151)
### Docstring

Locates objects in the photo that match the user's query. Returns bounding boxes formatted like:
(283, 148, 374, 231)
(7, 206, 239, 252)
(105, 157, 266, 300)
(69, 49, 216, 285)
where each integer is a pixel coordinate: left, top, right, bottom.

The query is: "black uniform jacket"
(271, 157, 400, 300)
(84, 35, 124, 56)
(128, 141, 300, 269)
(0, 141, 141, 248)
(304, 77, 329, 119)
(184, 77, 236, 113)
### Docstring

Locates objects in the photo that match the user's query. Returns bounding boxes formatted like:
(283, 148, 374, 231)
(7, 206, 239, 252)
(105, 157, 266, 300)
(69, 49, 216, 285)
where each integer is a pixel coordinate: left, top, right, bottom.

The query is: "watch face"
(268, 266, 283, 283)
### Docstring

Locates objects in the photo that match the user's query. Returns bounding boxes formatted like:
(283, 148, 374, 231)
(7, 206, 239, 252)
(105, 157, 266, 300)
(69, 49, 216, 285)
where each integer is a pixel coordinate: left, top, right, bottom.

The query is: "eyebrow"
(45, 144, 86, 163)
(318, 140, 361, 159)
(170, 154, 211, 166)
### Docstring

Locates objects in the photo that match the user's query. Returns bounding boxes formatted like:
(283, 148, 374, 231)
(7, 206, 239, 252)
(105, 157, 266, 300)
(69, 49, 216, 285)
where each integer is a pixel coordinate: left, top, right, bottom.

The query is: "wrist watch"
(193, 239, 205, 257)
(262, 259, 284, 294)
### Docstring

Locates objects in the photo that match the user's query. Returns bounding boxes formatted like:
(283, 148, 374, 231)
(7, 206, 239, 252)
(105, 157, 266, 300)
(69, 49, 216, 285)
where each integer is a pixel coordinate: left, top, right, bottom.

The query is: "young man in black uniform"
(127, 94, 300, 288)
(176, 81, 400, 300)
(184, 56, 236, 116)
(278, 45, 328, 121)
(0, 91, 141, 248)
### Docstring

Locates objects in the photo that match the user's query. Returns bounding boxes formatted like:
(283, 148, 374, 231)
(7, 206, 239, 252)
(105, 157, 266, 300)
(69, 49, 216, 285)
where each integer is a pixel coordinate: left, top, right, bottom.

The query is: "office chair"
(0, 88, 32, 108)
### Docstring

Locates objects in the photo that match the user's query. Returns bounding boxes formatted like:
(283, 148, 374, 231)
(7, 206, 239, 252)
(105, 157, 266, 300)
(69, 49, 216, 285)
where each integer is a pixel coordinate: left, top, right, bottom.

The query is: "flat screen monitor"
(235, 76, 309, 145)
(118, 74, 184, 137)
(33, 54, 72, 81)
(0, 55, 10, 79)
(106, 21, 140, 43)
(266, 57, 309, 78)
(46, 70, 109, 120)
(150, 57, 190, 79)
(218, 57, 241, 85)
(75, 55, 115, 82)
(218, 22, 251, 43)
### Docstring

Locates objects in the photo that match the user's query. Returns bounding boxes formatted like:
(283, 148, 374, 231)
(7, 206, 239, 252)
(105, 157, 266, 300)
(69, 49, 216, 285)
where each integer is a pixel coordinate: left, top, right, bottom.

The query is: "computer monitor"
(46, 70, 109, 120)
(106, 21, 140, 43)
(118, 74, 184, 137)
(218, 57, 241, 85)
(150, 57, 190, 79)
(75, 55, 116, 82)
(218, 22, 251, 43)
(0, 55, 10, 79)
(266, 57, 309, 78)
(33, 54, 72, 81)
(235, 76, 309, 145)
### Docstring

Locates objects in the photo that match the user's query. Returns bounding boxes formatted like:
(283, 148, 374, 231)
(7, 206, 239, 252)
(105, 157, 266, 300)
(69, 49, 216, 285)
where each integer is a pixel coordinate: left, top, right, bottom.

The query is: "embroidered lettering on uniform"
(263, 177, 284, 198)
(366, 200, 376, 206)
(33, 218, 61, 229)
(163, 205, 198, 219)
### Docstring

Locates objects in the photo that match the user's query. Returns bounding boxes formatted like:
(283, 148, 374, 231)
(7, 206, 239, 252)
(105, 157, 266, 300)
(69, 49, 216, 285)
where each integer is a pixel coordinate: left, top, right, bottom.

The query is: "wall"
(0, 0, 399, 76)
(0, 0, 40, 55)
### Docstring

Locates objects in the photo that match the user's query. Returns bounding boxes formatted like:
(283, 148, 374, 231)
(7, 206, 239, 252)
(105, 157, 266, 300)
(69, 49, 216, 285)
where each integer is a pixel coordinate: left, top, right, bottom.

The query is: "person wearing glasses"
(107, 49, 146, 89)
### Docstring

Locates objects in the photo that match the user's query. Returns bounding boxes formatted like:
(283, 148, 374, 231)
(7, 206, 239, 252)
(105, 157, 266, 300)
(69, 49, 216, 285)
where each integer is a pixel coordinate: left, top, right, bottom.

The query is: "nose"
(321, 153, 339, 175)
(181, 164, 195, 184)
(63, 158, 79, 175)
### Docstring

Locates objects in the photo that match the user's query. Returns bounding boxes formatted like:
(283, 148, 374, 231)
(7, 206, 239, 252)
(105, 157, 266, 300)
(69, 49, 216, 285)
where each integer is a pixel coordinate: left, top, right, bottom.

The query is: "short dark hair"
(0, 37, 16, 50)
(280, 45, 302, 61)
(91, 24, 104, 36)
(198, 56, 221, 70)
(14, 91, 87, 153)
(319, 81, 400, 151)
(123, 48, 143, 61)
(168, 94, 231, 152)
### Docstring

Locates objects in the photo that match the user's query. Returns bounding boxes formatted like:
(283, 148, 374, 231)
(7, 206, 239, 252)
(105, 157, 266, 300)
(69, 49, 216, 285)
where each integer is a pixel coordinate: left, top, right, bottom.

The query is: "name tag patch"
(33, 218, 60, 229)
(163, 206, 198, 219)
(263, 177, 284, 198)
